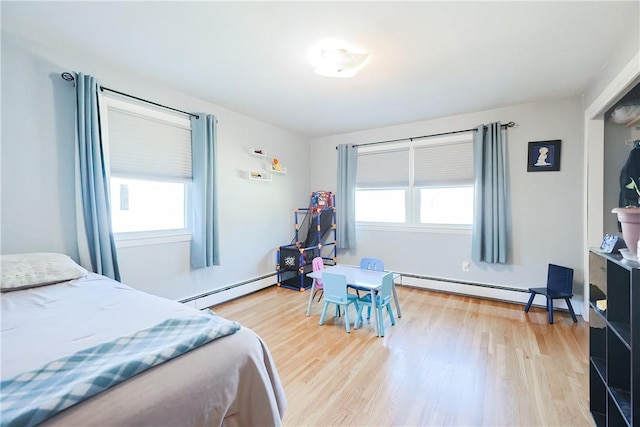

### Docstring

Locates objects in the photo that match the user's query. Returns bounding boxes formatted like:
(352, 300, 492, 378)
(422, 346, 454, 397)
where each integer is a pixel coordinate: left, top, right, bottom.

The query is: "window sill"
(356, 223, 471, 234)
(115, 231, 192, 248)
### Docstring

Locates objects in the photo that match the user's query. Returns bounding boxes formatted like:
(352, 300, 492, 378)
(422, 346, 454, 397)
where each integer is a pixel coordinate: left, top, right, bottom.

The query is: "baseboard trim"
(180, 272, 276, 309)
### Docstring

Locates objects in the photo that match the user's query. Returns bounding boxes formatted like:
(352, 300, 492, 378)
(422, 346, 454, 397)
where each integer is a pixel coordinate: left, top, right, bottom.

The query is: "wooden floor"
(211, 285, 593, 427)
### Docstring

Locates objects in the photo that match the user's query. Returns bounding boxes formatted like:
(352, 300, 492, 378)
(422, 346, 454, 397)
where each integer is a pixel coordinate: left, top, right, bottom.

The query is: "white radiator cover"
(397, 274, 583, 316)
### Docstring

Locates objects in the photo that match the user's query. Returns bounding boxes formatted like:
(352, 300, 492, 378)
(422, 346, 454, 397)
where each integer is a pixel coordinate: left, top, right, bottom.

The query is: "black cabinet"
(589, 249, 639, 426)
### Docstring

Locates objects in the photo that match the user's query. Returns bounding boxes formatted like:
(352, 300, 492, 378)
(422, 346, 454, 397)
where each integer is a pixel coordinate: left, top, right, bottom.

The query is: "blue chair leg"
(354, 303, 364, 329)
(524, 292, 535, 312)
(547, 298, 554, 324)
(319, 302, 330, 325)
(565, 297, 578, 322)
(343, 304, 351, 333)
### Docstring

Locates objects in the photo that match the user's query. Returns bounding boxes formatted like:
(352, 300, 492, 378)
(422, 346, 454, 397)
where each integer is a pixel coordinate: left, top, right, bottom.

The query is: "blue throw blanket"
(0, 311, 240, 427)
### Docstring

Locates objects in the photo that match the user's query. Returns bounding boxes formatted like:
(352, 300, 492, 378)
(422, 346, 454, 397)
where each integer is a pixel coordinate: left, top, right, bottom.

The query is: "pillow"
(1, 253, 88, 292)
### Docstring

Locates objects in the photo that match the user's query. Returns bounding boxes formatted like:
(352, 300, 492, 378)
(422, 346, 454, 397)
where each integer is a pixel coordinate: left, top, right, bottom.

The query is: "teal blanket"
(0, 311, 240, 427)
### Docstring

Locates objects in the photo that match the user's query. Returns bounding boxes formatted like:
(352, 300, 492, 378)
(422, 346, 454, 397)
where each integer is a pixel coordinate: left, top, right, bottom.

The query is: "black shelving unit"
(589, 249, 639, 427)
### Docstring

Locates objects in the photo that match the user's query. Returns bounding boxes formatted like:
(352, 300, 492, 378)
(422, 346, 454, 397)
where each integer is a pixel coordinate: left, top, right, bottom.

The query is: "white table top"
(307, 264, 389, 290)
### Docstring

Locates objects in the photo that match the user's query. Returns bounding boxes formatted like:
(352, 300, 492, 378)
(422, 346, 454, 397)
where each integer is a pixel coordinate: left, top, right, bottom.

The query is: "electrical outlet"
(462, 261, 470, 272)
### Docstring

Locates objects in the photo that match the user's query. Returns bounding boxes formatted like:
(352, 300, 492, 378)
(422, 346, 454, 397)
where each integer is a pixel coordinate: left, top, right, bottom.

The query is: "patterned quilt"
(0, 311, 240, 427)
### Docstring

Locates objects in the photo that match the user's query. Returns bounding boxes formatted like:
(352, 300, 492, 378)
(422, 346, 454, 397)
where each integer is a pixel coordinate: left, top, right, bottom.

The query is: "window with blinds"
(355, 133, 474, 227)
(413, 141, 474, 187)
(356, 148, 410, 188)
(106, 103, 192, 183)
(103, 96, 192, 235)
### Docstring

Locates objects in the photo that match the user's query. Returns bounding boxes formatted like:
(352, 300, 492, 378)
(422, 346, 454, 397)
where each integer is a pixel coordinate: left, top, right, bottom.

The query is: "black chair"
(524, 264, 578, 324)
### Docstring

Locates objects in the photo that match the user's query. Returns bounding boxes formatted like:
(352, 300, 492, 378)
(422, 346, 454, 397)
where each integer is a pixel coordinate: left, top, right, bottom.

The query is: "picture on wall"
(527, 140, 561, 172)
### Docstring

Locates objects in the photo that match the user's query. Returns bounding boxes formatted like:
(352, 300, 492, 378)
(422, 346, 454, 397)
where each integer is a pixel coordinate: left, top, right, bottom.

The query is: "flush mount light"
(307, 39, 369, 78)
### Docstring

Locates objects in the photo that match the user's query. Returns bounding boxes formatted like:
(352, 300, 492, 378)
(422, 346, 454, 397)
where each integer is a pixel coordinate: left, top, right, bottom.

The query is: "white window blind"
(414, 141, 473, 186)
(356, 148, 410, 188)
(107, 106, 192, 182)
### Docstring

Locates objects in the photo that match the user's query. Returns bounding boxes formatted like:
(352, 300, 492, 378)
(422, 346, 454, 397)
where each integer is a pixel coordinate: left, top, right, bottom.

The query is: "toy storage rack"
(276, 204, 337, 291)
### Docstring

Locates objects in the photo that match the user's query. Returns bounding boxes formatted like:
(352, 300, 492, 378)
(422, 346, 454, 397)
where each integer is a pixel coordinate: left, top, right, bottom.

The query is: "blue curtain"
(471, 122, 508, 263)
(336, 144, 358, 249)
(74, 73, 121, 281)
(190, 114, 219, 268)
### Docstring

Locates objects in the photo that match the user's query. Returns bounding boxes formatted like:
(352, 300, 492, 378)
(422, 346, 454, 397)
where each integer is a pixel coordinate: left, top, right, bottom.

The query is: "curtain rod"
(337, 121, 516, 149)
(60, 72, 199, 119)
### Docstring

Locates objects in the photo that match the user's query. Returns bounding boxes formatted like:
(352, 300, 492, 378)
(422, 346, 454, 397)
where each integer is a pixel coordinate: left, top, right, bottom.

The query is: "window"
(419, 186, 473, 225)
(355, 148, 410, 223)
(110, 177, 186, 233)
(355, 189, 406, 223)
(102, 96, 192, 236)
(355, 133, 474, 228)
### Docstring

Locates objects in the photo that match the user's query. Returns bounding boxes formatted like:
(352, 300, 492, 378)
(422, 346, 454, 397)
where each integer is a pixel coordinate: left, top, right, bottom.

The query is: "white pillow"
(1, 253, 88, 292)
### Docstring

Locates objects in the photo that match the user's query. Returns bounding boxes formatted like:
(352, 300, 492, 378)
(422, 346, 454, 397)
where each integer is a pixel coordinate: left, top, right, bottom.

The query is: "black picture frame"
(527, 140, 561, 172)
(599, 233, 626, 253)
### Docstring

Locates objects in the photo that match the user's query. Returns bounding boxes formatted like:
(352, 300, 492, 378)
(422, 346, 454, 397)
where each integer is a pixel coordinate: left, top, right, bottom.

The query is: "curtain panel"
(74, 73, 121, 281)
(190, 114, 219, 268)
(336, 144, 358, 249)
(471, 122, 508, 264)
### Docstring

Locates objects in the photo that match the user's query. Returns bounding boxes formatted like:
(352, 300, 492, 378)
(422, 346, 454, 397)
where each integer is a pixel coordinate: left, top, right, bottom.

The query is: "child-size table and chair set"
(307, 258, 578, 336)
(306, 257, 399, 337)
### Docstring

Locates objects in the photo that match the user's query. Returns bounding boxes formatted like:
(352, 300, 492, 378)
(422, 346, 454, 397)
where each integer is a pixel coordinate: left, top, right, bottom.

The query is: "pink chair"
(311, 256, 324, 301)
(306, 257, 326, 316)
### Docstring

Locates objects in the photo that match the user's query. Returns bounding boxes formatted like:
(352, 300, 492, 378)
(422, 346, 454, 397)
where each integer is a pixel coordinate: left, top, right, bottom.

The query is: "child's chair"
(354, 271, 396, 336)
(312, 256, 325, 301)
(524, 263, 577, 324)
(306, 256, 326, 316)
(350, 257, 385, 297)
(319, 272, 360, 333)
(360, 258, 385, 271)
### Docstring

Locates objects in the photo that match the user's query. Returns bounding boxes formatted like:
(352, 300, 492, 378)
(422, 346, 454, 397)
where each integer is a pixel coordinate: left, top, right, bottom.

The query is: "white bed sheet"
(0, 273, 286, 426)
(1, 273, 205, 378)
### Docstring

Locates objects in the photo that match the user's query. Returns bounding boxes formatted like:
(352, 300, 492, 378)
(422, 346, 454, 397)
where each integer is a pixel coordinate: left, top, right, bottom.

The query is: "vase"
(612, 207, 640, 255)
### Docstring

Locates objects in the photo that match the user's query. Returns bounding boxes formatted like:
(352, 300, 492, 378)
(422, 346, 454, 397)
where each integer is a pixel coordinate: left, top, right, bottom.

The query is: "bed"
(0, 253, 286, 427)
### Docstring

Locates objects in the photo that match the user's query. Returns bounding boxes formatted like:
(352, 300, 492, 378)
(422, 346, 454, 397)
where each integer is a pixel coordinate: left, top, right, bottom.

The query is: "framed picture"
(599, 233, 626, 253)
(527, 139, 561, 172)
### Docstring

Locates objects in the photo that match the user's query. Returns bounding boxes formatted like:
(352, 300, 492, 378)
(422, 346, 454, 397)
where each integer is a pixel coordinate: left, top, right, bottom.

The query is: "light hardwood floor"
(212, 285, 593, 427)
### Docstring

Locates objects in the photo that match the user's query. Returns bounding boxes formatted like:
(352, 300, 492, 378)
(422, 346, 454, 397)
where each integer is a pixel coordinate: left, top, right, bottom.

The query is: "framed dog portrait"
(527, 140, 561, 172)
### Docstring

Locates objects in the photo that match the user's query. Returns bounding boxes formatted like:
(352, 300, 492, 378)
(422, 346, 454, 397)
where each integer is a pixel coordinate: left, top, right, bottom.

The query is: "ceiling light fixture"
(307, 39, 369, 78)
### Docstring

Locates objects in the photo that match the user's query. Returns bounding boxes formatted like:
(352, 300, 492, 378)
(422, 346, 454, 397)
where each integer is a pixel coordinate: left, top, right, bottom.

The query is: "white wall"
(310, 97, 585, 296)
(1, 32, 311, 300)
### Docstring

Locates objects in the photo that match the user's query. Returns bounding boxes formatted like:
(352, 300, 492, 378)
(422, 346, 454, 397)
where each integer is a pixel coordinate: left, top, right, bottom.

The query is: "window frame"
(355, 133, 474, 233)
(101, 95, 193, 246)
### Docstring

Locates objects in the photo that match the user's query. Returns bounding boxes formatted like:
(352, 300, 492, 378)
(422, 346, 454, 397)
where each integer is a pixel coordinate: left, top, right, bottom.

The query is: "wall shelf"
(248, 171, 271, 181)
(271, 166, 287, 174)
(626, 115, 640, 127)
(250, 148, 267, 157)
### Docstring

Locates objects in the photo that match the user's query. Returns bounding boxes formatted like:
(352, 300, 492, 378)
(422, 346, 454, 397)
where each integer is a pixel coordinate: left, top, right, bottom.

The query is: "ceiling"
(2, 1, 638, 138)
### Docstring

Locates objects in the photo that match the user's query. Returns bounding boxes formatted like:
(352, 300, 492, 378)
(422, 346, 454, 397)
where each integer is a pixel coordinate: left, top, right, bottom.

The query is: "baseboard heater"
(396, 271, 582, 315)
(179, 272, 277, 309)
(397, 271, 529, 293)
